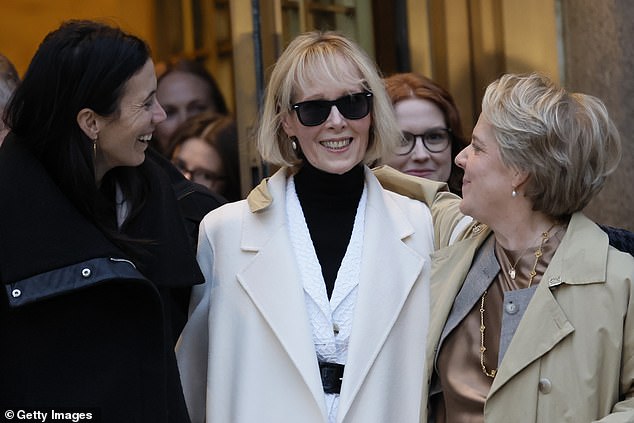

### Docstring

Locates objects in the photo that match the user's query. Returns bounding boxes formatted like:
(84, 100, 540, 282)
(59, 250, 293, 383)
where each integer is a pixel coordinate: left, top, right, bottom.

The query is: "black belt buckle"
(319, 361, 344, 394)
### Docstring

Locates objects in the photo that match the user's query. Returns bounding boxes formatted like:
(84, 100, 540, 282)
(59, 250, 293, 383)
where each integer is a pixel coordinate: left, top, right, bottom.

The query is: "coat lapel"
(426, 213, 610, 405)
(337, 171, 427, 418)
(237, 170, 327, 417)
(438, 234, 498, 352)
(426, 227, 489, 376)
(489, 213, 602, 396)
(489, 282, 574, 395)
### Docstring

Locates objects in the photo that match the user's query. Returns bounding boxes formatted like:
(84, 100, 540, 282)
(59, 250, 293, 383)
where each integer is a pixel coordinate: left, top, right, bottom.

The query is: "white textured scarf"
(286, 175, 367, 423)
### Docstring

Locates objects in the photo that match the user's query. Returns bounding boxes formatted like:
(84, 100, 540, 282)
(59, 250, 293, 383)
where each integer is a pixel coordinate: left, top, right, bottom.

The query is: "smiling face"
(455, 114, 517, 224)
(93, 59, 166, 183)
(382, 98, 452, 182)
(155, 71, 216, 151)
(281, 56, 370, 175)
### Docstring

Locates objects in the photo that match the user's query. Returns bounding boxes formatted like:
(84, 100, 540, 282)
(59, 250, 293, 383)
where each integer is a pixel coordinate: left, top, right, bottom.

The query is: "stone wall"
(561, 0, 634, 230)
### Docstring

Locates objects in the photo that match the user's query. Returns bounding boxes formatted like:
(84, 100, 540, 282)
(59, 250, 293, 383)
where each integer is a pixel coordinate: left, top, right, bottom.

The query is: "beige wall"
(562, 0, 634, 230)
(0, 0, 156, 77)
(414, 0, 559, 136)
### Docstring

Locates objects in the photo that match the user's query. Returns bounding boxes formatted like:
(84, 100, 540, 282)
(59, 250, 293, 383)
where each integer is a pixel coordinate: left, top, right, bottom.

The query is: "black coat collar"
(0, 134, 203, 288)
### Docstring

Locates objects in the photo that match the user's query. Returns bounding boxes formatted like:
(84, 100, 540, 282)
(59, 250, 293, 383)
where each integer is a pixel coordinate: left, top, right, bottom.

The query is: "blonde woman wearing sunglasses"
(176, 31, 465, 423)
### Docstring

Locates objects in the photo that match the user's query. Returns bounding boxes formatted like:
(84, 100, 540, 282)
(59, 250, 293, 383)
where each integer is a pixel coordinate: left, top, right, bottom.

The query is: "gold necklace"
(479, 224, 557, 378)
(506, 223, 556, 281)
(508, 245, 531, 280)
(479, 290, 497, 378)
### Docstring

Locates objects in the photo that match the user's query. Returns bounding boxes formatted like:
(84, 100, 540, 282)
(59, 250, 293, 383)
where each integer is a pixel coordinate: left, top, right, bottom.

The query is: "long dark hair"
(5, 20, 151, 248)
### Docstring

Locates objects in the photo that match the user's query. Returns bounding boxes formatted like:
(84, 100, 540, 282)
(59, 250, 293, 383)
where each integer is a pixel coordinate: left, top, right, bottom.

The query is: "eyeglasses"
(292, 92, 373, 126)
(395, 128, 452, 155)
(172, 159, 225, 187)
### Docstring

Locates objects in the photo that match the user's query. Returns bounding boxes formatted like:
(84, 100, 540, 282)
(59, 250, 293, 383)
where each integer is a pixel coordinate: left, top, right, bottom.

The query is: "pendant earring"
(93, 136, 98, 163)
(290, 136, 298, 151)
(512, 189, 518, 198)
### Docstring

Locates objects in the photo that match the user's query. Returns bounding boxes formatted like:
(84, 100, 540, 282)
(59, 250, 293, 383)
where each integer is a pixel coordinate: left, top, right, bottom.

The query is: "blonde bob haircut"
(482, 72, 621, 219)
(257, 31, 401, 169)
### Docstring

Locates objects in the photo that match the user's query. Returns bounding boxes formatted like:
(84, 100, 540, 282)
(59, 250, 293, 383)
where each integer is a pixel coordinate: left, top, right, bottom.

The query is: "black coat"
(0, 136, 221, 422)
(600, 224, 634, 257)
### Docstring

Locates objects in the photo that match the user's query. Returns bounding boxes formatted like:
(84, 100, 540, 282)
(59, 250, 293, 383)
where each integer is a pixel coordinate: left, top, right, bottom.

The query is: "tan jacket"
(177, 166, 437, 423)
(373, 166, 634, 422)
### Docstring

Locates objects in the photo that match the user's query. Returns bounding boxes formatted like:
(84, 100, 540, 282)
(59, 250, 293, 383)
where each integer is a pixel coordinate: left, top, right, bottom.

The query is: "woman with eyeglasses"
(379, 72, 468, 195)
(176, 31, 457, 423)
(167, 111, 242, 202)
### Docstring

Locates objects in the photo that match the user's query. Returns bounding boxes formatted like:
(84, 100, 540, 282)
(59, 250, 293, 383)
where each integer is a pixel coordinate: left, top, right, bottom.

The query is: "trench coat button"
(538, 378, 552, 394)
(81, 268, 92, 278)
(11, 288, 21, 298)
(504, 301, 518, 315)
(333, 323, 340, 335)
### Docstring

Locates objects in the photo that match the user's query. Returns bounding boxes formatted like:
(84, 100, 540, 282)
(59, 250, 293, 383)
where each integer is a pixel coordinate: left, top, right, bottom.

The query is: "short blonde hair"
(257, 31, 400, 169)
(482, 72, 621, 219)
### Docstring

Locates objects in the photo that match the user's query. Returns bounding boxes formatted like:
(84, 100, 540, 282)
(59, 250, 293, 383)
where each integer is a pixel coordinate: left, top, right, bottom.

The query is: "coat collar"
(0, 135, 203, 288)
(428, 212, 609, 397)
(0, 136, 122, 283)
(489, 213, 607, 394)
(240, 166, 427, 420)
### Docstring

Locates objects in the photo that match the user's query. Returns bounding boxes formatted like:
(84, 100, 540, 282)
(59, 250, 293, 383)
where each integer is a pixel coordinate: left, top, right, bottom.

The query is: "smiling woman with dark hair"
(0, 20, 209, 422)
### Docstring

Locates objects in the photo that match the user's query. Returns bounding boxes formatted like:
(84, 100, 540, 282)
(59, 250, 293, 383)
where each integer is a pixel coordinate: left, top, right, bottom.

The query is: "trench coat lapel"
(488, 281, 574, 395)
(237, 170, 328, 418)
(426, 226, 489, 378)
(437, 235, 498, 352)
(489, 213, 601, 396)
(428, 226, 575, 397)
(337, 171, 427, 419)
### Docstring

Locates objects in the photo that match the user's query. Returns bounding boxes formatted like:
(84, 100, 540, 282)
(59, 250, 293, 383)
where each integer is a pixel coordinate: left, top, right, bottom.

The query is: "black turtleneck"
(294, 161, 365, 299)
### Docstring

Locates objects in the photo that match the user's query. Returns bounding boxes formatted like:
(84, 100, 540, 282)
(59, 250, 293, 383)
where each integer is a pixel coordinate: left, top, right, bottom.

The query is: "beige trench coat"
(373, 166, 634, 423)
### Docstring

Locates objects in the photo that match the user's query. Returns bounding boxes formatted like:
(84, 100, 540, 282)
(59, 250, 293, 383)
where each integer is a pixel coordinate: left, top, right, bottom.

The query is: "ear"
(512, 168, 530, 191)
(76, 108, 100, 140)
(280, 112, 295, 137)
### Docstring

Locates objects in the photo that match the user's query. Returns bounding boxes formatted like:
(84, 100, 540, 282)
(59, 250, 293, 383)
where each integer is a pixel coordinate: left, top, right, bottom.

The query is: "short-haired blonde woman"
(175, 31, 450, 423)
(377, 72, 634, 422)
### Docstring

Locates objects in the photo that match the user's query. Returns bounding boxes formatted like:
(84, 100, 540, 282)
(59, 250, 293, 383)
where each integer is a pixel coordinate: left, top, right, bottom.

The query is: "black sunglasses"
(291, 92, 373, 127)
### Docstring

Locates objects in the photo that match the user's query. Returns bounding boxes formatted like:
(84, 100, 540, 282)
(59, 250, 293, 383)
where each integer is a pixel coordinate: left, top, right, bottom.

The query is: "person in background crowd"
(379, 72, 468, 195)
(0, 53, 20, 146)
(153, 57, 229, 156)
(168, 111, 242, 202)
(176, 31, 456, 423)
(0, 20, 208, 422)
(376, 72, 634, 422)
